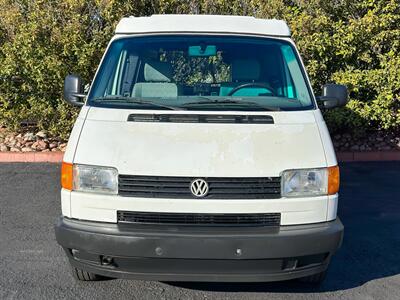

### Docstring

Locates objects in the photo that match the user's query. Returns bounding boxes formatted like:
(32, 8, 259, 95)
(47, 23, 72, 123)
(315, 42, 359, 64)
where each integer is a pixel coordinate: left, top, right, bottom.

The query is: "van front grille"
(118, 175, 281, 199)
(117, 211, 281, 227)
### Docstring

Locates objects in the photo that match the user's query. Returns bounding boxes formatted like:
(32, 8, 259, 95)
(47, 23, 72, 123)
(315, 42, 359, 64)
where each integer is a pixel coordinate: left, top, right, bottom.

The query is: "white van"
(55, 15, 346, 284)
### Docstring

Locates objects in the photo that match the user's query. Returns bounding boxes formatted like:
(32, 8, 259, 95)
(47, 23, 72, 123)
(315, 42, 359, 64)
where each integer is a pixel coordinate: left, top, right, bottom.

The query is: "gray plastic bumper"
(55, 217, 343, 282)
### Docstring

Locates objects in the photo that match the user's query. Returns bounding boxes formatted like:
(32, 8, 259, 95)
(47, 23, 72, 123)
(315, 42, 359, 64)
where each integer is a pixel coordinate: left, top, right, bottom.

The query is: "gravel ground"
(0, 162, 399, 300)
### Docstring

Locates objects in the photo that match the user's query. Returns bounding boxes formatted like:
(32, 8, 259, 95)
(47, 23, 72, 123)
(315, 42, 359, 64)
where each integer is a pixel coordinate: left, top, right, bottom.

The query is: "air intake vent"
(118, 175, 281, 199)
(117, 211, 281, 227)
(127, 114, 274, 124)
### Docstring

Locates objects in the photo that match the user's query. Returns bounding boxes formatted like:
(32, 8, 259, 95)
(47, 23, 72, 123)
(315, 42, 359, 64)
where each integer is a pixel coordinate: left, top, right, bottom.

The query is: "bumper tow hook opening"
(71, 249, 79, 258)
(101, 255, 114, 266)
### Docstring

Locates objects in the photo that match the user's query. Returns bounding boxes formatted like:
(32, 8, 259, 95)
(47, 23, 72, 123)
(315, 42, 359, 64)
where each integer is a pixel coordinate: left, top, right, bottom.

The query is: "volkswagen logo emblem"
(190, 179, 209, 197)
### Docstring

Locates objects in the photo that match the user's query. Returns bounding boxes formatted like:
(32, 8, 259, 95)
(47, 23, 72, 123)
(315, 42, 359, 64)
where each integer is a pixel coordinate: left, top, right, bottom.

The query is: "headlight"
(281, 166, 339, 197)
(72, 164, 118, 194)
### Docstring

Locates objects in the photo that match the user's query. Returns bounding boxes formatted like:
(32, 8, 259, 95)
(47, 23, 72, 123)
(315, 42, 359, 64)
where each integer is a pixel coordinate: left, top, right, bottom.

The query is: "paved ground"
(0, 162, 399, 300)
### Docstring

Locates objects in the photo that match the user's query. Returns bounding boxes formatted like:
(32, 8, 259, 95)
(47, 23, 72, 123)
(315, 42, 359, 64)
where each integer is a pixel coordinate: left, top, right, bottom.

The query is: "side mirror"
(318, 84, 348, 109)
(64, 74, 86, 107)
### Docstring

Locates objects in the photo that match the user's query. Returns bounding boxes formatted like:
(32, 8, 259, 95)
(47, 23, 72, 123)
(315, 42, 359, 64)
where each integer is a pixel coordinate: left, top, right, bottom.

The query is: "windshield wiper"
(182, 98, 280, 111)
(92, 96, 182, 111)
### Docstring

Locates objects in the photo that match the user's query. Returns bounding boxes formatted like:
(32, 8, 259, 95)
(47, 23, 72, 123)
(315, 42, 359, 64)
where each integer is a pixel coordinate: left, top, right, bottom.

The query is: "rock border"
(1, 151, 400, 163)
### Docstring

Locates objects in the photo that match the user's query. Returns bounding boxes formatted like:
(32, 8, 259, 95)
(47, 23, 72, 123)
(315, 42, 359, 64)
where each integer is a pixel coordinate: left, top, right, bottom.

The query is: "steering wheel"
(227, 82, 276, 96)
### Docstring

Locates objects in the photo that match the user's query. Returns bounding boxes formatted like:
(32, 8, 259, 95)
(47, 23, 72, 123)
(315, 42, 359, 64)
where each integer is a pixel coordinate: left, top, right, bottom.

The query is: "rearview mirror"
(64, 74, 86, 107)
(318, 84, 348, 109)
(189, 45, 217, 57)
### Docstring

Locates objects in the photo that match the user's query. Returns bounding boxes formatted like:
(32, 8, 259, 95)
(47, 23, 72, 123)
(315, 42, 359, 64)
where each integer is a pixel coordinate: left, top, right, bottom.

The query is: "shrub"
(0, 0, 149, 139)
(0, 0, 399, 138)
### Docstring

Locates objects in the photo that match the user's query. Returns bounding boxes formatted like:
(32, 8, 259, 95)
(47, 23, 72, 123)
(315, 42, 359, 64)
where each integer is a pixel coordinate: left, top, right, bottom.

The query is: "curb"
(0, 151, 400, 163)
(336, 151, 400, 162)
(0, 152, 64, 163)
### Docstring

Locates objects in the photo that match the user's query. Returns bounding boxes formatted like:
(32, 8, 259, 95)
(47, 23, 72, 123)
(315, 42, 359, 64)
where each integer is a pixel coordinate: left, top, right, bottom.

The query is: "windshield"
(88, 36, 314, 111)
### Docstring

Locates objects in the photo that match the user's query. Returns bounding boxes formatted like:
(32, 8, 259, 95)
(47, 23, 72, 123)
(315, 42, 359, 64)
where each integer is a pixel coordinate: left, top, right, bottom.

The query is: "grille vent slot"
(127, 114, 274, 124)
(117, 211, 281, 227)
(118, 175, 281, 199)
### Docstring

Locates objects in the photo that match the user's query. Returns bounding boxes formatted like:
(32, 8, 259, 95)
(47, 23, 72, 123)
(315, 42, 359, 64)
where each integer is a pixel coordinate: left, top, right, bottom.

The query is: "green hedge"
(0, 0, 399, 139)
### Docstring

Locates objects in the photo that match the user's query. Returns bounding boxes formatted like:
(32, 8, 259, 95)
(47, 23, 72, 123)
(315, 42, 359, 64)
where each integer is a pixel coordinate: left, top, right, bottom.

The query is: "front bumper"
(55, 217, 343, 282)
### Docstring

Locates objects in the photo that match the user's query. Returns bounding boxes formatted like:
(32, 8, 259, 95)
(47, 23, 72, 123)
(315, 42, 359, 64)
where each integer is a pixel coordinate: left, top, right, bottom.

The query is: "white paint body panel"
(116, 15, 290, 37)
(61, 107, 339, 225)
(61, 189, 71, 218)
(62, 106, 89, 163)
(70, 191, 329, 225)
(327, 194, 339, 222)
(74, 108, 326, 177)
(61, 26, 340, 226)
(314, 109, 338, 166)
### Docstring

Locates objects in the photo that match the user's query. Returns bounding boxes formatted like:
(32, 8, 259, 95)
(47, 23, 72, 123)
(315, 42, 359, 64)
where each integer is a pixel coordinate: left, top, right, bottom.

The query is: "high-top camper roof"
(115, 15, 291, 37)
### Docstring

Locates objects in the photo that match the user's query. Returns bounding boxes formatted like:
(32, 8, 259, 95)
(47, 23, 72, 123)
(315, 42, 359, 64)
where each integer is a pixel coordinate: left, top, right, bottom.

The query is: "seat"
(132, 61, 178, 98)
(219, 59, 272, 96)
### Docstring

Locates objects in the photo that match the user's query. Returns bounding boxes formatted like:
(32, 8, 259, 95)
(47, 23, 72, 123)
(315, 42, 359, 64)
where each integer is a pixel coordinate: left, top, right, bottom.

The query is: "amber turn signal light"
(61, 162, 73, 191)
(328, 165, 340, 195)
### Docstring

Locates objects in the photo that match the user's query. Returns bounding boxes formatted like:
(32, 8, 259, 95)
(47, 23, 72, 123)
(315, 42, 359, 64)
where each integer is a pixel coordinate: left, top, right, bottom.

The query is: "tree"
(0, 0, 399, 138)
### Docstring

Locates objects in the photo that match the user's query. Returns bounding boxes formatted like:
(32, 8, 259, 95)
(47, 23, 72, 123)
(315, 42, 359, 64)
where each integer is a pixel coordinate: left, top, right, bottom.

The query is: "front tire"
(71, 266, 102, 281)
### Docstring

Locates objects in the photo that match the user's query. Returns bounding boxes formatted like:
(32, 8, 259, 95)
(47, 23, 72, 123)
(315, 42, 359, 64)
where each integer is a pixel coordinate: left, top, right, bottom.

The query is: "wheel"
(298, 270, 327, 285)
(71, 266, 102, 281)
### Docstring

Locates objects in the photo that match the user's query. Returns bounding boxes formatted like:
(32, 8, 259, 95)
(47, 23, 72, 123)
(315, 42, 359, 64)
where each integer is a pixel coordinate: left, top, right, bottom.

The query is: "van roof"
(115, 15, 291, 37)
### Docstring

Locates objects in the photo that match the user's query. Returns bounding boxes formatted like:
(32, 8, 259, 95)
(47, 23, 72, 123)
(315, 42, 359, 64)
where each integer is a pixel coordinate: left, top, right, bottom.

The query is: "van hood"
(73, 107, 327, 177)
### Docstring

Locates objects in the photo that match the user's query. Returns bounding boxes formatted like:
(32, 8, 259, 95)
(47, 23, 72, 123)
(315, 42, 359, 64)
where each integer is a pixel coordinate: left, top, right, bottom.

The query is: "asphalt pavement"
(0, 162, 399, 300)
